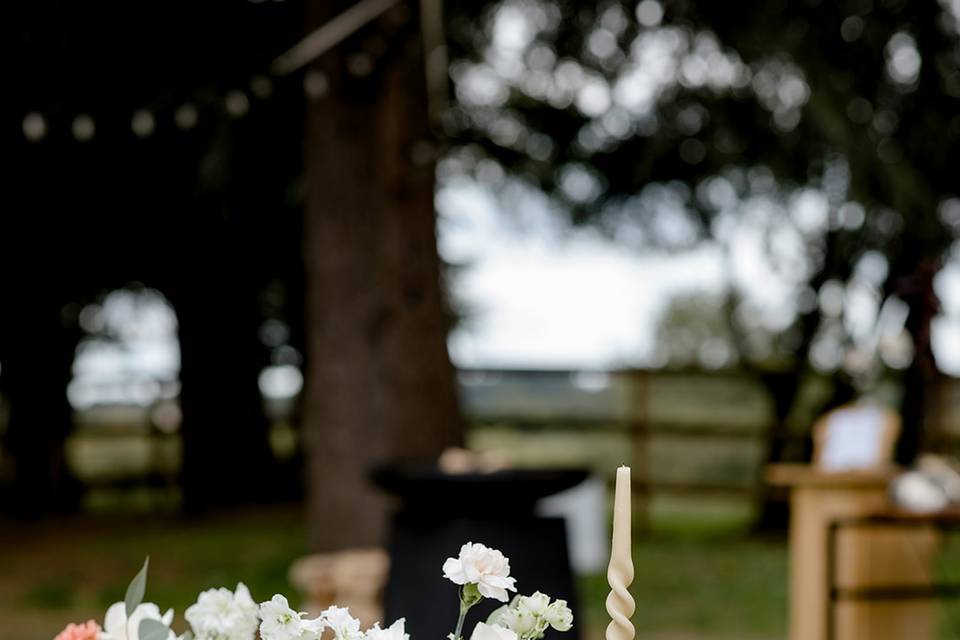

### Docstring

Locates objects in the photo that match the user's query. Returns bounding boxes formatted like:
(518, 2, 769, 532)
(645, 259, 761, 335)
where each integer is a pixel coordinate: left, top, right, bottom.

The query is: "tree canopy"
(443, 0, 960, 383)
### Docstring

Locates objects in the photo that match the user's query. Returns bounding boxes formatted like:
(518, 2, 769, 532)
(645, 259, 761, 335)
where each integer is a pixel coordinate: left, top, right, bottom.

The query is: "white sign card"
(819, 405, 887, 471)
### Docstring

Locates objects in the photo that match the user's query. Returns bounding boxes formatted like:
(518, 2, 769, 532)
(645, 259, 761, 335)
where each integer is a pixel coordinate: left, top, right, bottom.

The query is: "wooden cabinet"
(767, 464, 938, 640)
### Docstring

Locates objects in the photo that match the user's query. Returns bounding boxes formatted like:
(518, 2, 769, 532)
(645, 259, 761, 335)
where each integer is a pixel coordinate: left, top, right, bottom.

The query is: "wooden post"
(628, 369, 650, 533)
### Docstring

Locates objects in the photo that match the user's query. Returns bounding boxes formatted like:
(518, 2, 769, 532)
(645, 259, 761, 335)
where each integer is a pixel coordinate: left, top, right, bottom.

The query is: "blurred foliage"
(653, 293, 739, 369)
(445, 0, 959, 230)
(443, 0, 960, 385)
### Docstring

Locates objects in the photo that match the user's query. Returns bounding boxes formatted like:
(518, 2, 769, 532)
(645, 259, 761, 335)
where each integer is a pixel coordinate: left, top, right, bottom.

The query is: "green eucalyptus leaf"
(138, 618, 171, 640)
(125, 556, 150, 618)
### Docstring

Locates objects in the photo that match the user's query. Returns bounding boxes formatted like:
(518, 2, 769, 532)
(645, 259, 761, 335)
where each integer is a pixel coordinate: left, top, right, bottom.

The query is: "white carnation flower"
(258, 595, 320, 640)
(185, 582, 259, 640)
(364, 618, 409, 640)
(544, 600, 573, 632)
(470, 622, 518, 640)
(99, 601, 175, 640)
(320, 606, 364, 640)
(442, 542, 517, 602)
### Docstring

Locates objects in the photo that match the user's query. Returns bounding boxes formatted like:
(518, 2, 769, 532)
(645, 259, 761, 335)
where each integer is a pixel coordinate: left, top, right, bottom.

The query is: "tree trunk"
(175, 282, 280, 511)
(752, 370, 802, 532)
(0, 288, 80, 516)
(895, 257, 939, 463)
(302, 1, 463, 551)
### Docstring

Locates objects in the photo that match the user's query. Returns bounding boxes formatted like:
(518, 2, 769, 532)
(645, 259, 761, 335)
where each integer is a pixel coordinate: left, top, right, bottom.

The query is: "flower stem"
(453, 584, 482, 640)
(454, 602, 468, 640)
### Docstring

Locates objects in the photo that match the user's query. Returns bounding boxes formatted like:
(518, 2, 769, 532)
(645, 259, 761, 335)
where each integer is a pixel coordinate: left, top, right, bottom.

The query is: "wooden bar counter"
(766, 464, 938, 640)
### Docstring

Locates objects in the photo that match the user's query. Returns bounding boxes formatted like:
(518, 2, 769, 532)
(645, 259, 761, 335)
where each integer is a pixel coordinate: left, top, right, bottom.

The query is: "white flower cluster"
(66, 541, 572, 640)
(442, 542, 518, 602)
(255, 599, 409, 640)
(185, 583, 259, 640)
(441, 542, 573, 640)
(486, 592, 574, 640)
(257, 595, 324, 640)
(363, 618, 410, 640)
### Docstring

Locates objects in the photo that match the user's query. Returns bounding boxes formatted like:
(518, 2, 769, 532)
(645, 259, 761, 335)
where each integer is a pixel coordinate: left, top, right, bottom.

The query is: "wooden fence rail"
(458, 367, 781, 526)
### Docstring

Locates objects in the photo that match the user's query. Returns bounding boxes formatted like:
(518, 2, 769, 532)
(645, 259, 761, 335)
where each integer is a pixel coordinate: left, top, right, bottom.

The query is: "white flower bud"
(545, 600, 573, 632)
(517, 592, 551, 617)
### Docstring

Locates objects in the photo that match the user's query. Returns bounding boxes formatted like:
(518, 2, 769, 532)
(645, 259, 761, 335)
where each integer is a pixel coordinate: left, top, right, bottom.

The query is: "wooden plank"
(468, 418, 774, 439)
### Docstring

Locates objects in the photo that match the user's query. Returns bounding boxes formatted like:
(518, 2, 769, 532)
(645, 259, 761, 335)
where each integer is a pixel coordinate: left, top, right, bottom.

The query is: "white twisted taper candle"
(606, 466, 635, 640)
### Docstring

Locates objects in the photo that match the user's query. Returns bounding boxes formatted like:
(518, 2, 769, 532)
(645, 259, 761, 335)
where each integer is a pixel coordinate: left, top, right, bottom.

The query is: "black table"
(375, 466, 589, 640)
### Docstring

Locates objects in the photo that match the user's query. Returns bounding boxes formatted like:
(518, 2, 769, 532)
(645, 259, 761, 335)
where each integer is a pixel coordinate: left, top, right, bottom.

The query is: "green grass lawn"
(577, 496, 788, 640)
(580, 534, 787, 639)
(0, 506, 307, 639)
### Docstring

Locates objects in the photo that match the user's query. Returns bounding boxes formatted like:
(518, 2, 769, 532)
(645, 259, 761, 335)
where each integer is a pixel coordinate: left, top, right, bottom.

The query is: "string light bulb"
(303, 70, 328, 99)
(22, 112, 47, 142)
(174, 103, 199, 130)
(72, 114, 96, 141)
(225, 90, 250, 117)
(346, 52, 374, 77)
(131, 109, 156, 138)
(250, 75, 273, 99)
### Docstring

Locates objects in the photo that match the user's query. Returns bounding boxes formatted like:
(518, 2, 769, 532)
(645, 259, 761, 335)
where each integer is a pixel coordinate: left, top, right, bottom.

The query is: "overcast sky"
(439, 174, 960, 377)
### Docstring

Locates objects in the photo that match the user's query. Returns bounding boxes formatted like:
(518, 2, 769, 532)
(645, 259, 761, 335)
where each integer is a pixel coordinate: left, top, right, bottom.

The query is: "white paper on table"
(820, 405, 885, 471)
(536, 474, 608, 575)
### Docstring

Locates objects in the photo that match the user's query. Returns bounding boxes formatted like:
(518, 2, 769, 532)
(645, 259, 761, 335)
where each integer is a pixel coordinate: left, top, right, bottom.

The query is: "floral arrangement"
(54, 542, 573, 640)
